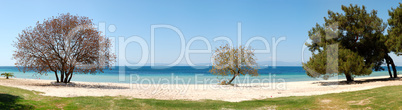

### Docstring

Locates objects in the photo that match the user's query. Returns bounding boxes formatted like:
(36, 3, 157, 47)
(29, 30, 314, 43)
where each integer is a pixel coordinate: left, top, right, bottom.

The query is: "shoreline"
(1, 75, 401, 102)
(7, 72, 398, 84)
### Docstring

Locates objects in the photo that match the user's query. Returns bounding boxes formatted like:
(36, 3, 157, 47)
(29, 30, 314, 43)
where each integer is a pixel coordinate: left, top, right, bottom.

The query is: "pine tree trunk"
(386, 61, 393, 78)
(227, 74, 237, 84)
(390, 61, 398, 78)
(345, 74, 353, 82)
(385, 54, 398, 78)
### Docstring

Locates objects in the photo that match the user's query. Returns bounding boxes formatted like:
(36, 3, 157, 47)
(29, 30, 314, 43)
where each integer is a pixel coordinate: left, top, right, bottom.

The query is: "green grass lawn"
(0, 85, 401, 110)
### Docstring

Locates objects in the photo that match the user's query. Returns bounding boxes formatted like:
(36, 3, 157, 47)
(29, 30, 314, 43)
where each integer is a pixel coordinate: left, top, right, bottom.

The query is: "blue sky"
(0, 0, 401, 66)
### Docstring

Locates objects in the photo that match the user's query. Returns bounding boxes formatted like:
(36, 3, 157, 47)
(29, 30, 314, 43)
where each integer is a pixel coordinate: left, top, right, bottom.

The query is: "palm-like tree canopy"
(1, 72, 14, 79)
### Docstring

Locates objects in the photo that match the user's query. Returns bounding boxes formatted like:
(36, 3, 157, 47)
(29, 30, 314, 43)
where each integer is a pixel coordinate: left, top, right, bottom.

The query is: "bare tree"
(209, 44, 258, 84)
(13, 13, 116, 83)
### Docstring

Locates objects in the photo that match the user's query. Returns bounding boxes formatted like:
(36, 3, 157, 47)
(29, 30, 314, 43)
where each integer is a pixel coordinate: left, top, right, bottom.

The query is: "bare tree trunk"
(64, 73, 70, 83)
(227, 74, 237, 84)
(67, 66, 74, 83)
(54, 71, 59, 83)
(68, 73, 73, 83)
(60, 71, 64, 82)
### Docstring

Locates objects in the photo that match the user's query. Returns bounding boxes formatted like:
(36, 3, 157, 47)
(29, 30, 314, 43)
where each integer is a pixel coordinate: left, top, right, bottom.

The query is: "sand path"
(0, 76, 401, 102)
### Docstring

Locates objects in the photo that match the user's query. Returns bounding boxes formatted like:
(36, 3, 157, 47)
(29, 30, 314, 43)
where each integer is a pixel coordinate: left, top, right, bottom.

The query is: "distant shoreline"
(1, 66, 400, 84)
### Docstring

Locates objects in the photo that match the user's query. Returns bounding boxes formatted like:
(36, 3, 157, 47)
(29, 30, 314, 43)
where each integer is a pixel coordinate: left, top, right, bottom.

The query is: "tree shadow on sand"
(0, 93, 34, 110)
(30, 82, 129, 89)
(315, 77, 402, 86)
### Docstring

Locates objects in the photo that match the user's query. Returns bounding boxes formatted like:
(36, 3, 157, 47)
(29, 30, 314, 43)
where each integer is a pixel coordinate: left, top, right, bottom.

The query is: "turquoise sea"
(0, 66, 401, 84)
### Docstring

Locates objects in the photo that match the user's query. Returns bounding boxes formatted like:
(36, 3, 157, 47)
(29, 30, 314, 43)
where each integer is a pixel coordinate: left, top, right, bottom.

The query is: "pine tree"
(304, 4, 393, 81)
(386, 3, 402, 78)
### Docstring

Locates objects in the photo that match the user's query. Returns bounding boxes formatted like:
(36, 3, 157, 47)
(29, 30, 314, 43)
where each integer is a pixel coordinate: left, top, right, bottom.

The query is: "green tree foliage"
(304, 47, 372, 81)
(209, 44, 258, 84)
(303, 4, 392, 81)
(1, 72, 14, 79)
(387, 3, 402, 56)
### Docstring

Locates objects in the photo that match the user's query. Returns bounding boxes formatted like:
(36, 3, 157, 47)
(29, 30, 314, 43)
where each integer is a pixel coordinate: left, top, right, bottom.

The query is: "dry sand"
(0, 76, 402, 102)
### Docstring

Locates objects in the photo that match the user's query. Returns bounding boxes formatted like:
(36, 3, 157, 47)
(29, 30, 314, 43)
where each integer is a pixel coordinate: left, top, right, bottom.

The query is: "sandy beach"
(1, 76, 402, 102)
